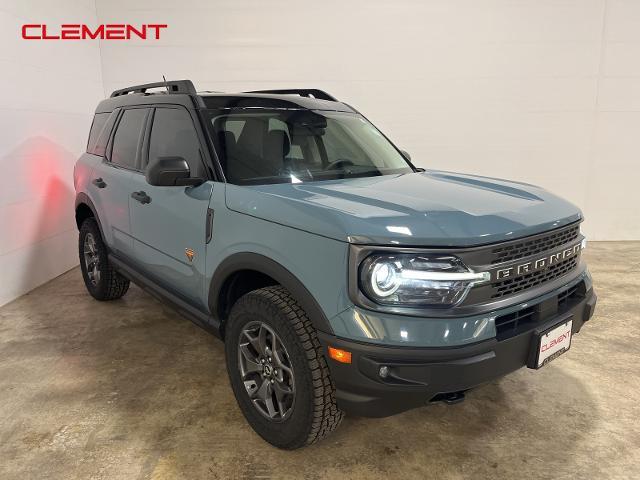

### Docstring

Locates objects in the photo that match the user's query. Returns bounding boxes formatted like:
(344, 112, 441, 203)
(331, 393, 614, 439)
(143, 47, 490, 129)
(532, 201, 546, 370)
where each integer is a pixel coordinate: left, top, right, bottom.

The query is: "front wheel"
(225, 286, 344, 449)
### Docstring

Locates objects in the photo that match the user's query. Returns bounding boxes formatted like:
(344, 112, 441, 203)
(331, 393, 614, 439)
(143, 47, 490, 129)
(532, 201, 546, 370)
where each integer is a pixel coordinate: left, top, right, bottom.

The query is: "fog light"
(379, 366, 389, 378)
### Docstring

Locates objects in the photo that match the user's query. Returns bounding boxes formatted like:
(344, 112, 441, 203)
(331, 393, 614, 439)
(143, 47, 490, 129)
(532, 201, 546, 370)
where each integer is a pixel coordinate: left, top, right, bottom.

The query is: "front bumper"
(318, 286, 597, 417)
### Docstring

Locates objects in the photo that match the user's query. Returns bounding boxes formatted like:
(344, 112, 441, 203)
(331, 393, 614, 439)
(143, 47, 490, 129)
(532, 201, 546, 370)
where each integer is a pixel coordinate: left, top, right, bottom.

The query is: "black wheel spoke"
(273, 349, 290, 370)
(264, 394, 277, 418)
(254, 378, 270, 401)
(270, 328, 278, 356)
(273, 379, 293, 399)
(239, 344, 262, 375)
(245, 330, 262, 355)
(258, 324, 269, 356)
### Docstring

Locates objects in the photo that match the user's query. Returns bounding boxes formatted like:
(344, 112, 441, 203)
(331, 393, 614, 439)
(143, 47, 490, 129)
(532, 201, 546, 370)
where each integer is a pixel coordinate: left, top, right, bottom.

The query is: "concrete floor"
(0, 242, 638, 480)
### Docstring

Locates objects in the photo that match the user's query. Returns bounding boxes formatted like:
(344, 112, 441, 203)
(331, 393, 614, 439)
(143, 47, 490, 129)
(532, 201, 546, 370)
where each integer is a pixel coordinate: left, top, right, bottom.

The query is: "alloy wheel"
(83, 232, 101, 286)
(238, 321, 296, 421)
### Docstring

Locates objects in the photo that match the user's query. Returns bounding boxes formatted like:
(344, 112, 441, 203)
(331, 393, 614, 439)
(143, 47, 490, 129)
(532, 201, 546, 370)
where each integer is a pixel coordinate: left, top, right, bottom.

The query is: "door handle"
(92, 178, 107, 188)
(131, 191, 151, 204)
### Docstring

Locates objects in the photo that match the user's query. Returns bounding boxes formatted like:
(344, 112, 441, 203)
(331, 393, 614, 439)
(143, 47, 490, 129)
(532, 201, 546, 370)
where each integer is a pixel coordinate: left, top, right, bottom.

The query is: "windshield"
(205, 109, 414, 185)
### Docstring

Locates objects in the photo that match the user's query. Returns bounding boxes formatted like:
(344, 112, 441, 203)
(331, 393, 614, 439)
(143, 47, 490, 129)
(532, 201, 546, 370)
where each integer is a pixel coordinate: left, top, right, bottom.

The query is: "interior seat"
(262, 130, 290, 175)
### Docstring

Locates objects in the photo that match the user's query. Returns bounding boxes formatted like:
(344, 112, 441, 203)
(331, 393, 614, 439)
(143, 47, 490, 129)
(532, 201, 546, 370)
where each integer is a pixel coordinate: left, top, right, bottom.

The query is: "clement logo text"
(21, 24, 168, 40)
(540, 332, 570, 353)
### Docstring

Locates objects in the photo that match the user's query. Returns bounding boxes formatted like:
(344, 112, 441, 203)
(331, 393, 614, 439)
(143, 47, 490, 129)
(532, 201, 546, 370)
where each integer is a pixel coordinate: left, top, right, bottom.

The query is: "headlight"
(359, 254, 490, 307)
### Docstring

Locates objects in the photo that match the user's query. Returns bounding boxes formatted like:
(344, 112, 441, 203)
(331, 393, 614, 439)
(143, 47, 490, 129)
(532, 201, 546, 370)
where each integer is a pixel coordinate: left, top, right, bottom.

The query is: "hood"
(225, 170, 582, 247)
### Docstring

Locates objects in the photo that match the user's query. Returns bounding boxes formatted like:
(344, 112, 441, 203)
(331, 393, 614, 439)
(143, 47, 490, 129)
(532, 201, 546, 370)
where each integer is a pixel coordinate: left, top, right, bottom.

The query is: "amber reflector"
(328, 346, 352, 364)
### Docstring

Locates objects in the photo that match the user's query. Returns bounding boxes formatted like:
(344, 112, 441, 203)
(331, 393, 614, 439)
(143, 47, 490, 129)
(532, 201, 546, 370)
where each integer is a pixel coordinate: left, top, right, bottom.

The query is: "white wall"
(0, 1, 104, 305)
(96, 0, 640, 241)
(1, 0, 638, 306)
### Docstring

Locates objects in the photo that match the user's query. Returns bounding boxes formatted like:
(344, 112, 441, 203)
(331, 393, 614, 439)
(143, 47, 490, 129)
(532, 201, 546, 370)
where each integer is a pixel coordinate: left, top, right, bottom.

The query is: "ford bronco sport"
(74, 80, 597, 449)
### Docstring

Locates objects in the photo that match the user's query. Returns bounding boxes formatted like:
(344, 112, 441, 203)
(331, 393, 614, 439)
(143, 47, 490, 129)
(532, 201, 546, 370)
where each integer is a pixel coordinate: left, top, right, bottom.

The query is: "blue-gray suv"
(74, 80, 597, 449)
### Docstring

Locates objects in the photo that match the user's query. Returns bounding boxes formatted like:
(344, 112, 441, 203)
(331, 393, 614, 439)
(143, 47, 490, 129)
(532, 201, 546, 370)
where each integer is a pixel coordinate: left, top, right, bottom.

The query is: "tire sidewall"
(225, 293, 317, 449)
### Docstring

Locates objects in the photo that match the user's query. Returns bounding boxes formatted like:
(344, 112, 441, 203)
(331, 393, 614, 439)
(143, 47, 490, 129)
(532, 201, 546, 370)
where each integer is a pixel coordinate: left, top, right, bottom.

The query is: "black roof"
(95, 80, 356, 114)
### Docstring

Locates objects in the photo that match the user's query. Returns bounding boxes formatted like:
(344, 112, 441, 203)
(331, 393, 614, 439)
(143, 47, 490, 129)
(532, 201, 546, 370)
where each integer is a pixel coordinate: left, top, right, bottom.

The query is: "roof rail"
(244, 89, 338, 102)
(110, 79, 197, 98)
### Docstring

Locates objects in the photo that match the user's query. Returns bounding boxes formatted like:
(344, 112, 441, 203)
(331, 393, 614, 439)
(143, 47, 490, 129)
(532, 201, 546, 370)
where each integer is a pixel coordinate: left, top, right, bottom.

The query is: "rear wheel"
(78, 218, 129, 301)
(225, 286, 344, 449)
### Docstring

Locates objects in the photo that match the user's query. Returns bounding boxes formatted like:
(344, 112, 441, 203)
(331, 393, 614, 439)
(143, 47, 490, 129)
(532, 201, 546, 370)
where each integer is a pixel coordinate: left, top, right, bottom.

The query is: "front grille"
(490, 224, 580, 264)
(491, 255, 579, 299)
(494, 305, 536, 338)
(558, 284, 579, 310)
(494, 282, 584, 339)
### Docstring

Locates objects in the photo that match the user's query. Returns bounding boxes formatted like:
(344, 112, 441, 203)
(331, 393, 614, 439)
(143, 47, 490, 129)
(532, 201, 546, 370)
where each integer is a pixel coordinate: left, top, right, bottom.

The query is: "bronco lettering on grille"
(494, 242, 582, 281)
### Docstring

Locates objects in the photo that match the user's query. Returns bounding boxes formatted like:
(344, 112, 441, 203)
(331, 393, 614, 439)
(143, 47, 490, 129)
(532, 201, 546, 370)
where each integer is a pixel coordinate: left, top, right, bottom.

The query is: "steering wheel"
(324, 159, 355, 171)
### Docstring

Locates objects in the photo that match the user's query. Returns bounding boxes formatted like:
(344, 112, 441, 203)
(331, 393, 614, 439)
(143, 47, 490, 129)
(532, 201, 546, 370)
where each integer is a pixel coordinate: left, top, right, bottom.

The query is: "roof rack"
(110, 80, 197, 98)
(243, 89, 338, 102)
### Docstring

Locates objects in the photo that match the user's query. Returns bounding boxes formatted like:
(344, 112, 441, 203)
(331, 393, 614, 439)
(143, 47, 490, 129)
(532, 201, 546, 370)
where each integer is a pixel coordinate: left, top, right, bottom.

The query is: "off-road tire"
(79, 217, 129, 301)
(225, 285, 344, 449)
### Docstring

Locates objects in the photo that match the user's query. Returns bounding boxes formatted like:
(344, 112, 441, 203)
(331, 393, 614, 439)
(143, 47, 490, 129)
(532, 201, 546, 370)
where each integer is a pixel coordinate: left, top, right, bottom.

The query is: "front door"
(128, 106, 213, 308)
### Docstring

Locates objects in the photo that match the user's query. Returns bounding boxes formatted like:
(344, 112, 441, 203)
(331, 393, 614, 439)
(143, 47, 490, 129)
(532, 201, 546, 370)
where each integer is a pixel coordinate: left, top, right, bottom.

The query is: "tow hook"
(443, 392, 466, 405)
(430, 391, 467, 405)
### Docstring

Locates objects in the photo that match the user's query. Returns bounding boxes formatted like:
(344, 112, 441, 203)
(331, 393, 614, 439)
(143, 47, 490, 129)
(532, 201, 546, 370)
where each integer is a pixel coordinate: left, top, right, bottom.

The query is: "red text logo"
(21, 24, 167, 40)
(541, 332, 570, 352)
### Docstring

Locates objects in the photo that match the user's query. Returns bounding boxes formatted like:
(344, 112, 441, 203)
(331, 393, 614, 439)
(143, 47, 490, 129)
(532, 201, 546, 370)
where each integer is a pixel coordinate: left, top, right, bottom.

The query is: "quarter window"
(110, 108, 147, 169)
(86, 113, 109, 154)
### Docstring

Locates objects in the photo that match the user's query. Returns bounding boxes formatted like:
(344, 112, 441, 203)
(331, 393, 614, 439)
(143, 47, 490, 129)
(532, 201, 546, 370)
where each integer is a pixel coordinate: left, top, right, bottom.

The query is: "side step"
(108, 253, 222, 338)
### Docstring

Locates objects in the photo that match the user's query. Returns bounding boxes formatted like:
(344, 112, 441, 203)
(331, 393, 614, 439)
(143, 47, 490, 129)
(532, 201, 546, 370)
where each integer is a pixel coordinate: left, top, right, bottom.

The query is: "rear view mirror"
(288, 110, 327, 136)
(400, 150, 411, 161)
(146, 156, 203, 186)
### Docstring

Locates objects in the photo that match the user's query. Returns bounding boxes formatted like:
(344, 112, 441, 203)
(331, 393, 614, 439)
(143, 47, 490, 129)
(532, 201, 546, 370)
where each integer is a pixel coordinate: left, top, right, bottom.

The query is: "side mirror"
(146, 156, 203, 186)
(400, 149, 425, 172)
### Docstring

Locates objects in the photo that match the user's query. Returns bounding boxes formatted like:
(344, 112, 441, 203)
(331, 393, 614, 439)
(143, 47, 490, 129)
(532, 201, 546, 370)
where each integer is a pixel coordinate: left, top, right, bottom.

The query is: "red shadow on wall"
(1, 136, 77, 302)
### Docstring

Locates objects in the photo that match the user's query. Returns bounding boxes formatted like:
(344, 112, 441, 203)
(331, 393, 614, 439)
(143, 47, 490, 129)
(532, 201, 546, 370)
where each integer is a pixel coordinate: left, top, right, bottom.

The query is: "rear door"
(128, 105, 213, 308)
(90, 107, 149, 257)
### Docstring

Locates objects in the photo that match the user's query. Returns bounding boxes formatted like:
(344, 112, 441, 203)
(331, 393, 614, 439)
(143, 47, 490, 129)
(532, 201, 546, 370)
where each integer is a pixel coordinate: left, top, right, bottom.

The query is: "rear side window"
(147, 107, 203, 177)
(86, 113, 109, 154)
(88, 111, 119, 157)
(110, 108, 148, 169)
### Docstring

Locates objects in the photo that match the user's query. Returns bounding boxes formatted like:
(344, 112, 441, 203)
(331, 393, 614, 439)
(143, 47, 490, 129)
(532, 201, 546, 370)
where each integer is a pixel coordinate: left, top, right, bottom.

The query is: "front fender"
(209, 252, 335, 335)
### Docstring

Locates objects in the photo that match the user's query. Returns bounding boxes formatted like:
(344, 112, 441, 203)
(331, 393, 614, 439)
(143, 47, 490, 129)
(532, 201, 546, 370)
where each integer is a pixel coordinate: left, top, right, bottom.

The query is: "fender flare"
(75, 192, 106, 240)
(209, 252, 335, 335)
